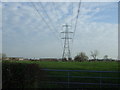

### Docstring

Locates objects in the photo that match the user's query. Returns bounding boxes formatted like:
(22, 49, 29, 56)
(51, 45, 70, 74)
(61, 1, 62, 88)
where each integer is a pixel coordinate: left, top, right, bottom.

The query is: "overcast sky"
(2, 2, 118, 59)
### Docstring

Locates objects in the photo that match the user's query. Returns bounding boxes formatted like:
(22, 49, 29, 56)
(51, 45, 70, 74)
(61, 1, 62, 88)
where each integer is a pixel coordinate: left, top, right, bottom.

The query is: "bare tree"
(90, 50, 99, 60)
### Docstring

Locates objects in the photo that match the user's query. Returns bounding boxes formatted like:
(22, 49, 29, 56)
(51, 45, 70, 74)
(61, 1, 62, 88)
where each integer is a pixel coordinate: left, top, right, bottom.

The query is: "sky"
(1, 1, 118, 59)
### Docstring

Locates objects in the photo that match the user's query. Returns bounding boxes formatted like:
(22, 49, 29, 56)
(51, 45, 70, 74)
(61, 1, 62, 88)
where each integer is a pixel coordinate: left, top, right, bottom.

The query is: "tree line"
(74, 50, 117, 62)
(1, 51, 118, 62)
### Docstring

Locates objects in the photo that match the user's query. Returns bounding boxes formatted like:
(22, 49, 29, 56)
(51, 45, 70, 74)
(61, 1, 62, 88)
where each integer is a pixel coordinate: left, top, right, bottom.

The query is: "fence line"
(42, 69, 120, 73)
(41, 69, 120, 88)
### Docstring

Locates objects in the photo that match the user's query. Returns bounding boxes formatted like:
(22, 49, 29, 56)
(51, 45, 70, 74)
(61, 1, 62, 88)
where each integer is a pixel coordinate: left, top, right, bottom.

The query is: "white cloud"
(2, 2, 118, 59)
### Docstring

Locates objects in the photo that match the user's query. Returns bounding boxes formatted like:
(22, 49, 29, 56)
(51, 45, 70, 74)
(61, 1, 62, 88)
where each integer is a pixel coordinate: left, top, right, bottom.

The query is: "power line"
(72, 1, 82, 42)
(71, 1, 82, 58)
(38, 2, 59, 34)
(38, 2, 63, 49)
(30, 2, 82, 59)
(30, 2, 63, 49)
(70, 2, 74, 58)
(52, 2, 60, 25)
(30, 2, 53, 33)
(51, 2, 65, 50)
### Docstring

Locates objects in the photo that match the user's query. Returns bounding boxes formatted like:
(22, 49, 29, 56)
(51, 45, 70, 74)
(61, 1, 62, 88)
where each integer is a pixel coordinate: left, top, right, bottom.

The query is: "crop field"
(2, 60, 120, 88)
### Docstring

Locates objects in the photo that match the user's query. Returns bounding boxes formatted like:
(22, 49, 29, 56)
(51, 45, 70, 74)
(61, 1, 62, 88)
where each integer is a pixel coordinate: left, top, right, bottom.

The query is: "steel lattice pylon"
(61, 24, 73, 61)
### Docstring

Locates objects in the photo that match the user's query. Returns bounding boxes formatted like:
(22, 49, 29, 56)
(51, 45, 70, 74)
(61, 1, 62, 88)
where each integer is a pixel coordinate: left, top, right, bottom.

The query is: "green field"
(2, 60, 120, 88)
(3, 60, 119, 70)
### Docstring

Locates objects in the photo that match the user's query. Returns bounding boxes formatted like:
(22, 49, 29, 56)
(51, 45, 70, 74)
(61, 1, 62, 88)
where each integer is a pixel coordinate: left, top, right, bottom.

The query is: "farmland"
(2, 60, 120, 88)
(3, 60, 119, 70)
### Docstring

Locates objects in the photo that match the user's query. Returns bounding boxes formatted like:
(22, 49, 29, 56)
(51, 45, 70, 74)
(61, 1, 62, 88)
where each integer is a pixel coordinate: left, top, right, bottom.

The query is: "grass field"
(2, 60, 120, 88)
(3, 60, 119, 70)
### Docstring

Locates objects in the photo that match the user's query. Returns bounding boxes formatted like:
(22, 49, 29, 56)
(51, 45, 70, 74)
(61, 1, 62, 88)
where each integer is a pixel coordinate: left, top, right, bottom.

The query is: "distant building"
(4, 57, 24, 61)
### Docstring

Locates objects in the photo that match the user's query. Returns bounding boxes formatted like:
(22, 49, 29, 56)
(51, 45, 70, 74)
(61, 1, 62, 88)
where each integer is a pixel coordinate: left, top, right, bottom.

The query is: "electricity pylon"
(61, 24, 73, 61)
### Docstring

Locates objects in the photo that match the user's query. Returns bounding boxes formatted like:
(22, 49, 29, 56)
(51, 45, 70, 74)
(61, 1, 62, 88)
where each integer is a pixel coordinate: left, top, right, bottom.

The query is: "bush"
(2, 62, 47, 88)
(74, 52, 88, 62)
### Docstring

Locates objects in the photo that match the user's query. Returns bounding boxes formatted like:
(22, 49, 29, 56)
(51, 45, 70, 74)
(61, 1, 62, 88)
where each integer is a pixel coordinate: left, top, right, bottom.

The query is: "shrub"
(74, 52, 88, 62)
(2, 62, 47, 88)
